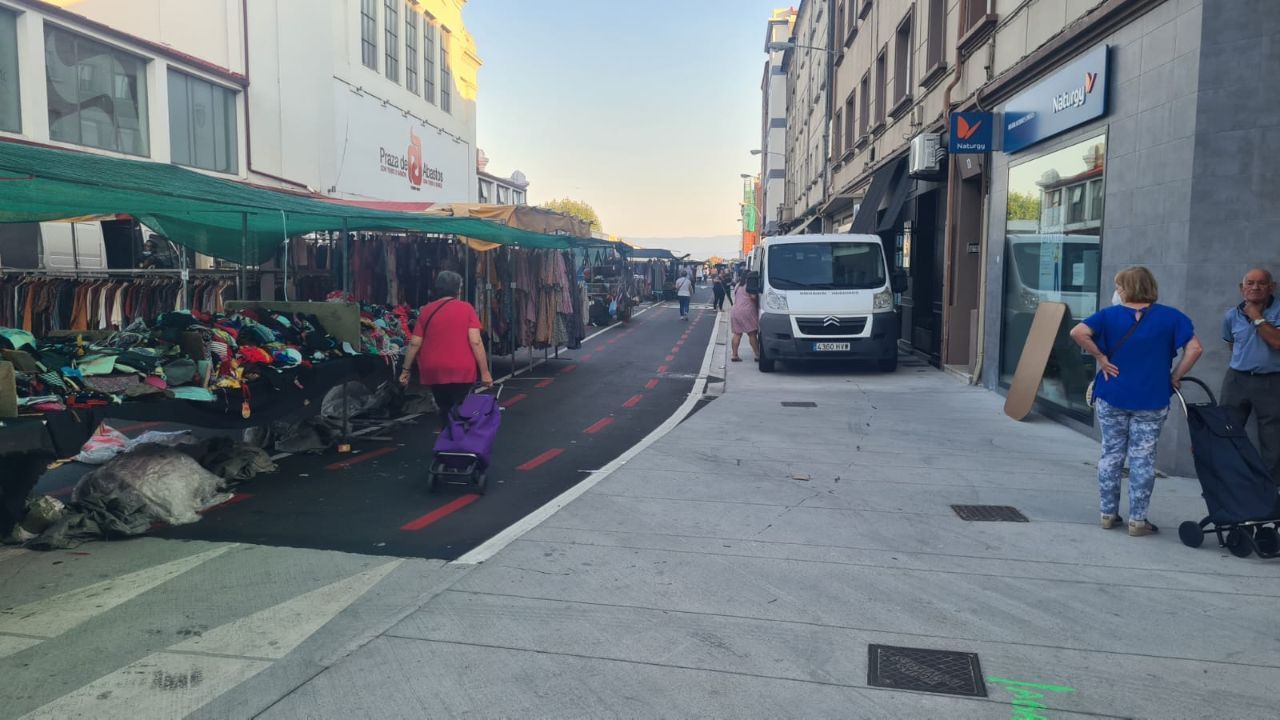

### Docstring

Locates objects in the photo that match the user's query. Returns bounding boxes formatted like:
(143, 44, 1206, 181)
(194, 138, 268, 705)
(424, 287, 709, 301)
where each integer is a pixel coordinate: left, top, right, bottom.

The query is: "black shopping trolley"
(1174, 378, 1280, 559)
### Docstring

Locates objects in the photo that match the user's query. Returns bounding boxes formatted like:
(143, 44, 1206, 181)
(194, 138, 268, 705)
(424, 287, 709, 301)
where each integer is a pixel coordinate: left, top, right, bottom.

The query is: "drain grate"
(867, 645, 987, 697)
(780, 401, 818, 408)
(951, 504, 1029, 522)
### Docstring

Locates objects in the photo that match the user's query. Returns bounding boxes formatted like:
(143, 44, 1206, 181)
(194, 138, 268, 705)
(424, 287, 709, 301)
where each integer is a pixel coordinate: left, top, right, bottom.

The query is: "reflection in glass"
(0, 10, 20, 132)
(45, 26, 149, 156)
(1000, 135, 1106, 421)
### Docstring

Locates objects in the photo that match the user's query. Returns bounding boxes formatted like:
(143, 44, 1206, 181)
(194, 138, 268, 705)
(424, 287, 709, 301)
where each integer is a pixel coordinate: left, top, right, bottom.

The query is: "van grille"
(795, 316, 868, 336)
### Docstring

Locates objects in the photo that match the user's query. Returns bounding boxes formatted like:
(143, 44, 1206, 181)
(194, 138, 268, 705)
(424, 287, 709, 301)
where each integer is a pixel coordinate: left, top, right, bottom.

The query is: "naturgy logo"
(956, 116, 983, 141)
(1052, 72, 1098, 113)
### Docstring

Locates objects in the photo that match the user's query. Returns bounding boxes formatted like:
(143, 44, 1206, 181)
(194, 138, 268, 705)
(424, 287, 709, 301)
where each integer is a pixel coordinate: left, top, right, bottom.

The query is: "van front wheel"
(758, 350, 775, 373)
(877, 355, 898, 373)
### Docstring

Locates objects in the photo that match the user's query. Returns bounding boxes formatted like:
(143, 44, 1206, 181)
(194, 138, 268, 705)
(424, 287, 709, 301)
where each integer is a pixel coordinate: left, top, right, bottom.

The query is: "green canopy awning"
(0, 141, 579, 262)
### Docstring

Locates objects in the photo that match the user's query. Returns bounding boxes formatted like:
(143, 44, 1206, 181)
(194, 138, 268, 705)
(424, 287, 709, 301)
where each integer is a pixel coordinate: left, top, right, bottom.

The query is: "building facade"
(476, 149, 528, 205)
(758, 7, 795, 236)
(978, 0, 1280, 475)
(0, 0, 480, 206)
(772, 0, 1280, 475)
(780, 0, 830, 233)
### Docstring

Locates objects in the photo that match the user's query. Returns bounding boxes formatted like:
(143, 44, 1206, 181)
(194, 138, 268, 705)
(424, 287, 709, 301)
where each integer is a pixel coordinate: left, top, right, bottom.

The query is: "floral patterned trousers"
(1095, 398, 1169, 521)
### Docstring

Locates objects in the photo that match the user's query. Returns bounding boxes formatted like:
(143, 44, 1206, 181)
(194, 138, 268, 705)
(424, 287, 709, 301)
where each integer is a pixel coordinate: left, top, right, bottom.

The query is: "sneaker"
(1101, 513, 1123, 529)
(1128, 519, 1159, 537)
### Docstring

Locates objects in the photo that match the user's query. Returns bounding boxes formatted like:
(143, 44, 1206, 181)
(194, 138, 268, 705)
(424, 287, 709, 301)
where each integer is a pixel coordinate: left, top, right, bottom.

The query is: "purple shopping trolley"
(428, 386, 502, 494)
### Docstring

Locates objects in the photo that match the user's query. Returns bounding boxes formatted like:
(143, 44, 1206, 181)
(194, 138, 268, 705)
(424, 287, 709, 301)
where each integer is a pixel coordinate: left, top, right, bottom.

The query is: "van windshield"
(767, 242, 886, 290)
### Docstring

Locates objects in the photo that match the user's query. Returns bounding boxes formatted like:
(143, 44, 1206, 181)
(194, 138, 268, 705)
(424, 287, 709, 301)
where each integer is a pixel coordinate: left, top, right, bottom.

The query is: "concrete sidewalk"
(256, 314, 1280, 720)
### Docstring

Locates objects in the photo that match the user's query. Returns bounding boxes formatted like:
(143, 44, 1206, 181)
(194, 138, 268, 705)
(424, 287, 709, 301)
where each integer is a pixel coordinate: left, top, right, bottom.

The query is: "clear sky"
(466, 0, 786, 249)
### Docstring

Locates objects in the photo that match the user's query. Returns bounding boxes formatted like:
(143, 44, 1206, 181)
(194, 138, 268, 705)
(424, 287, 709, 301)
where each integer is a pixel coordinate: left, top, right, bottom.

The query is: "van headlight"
(765, 290, 789, 312)
(873, 287, 894, 311)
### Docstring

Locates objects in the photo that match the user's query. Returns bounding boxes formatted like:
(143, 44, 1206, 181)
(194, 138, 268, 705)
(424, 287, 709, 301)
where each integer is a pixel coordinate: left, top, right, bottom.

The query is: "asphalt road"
(136, 293, 716, 560)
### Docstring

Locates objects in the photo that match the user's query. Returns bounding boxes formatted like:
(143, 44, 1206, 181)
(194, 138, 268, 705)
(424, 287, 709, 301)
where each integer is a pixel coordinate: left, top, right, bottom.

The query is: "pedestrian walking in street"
(712, 271, 728, 311)
(675, 270, 692, 320)
(399, 270, 494, 424)
(1069, 266, 1204, 536)
(1220, 267, 1280, 482)
(729, 277, 760, 362)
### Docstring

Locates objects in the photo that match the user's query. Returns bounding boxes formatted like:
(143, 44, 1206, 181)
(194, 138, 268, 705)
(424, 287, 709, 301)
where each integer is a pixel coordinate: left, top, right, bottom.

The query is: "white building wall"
(760, 11, 793, 234)
(1, 0, 478, 203)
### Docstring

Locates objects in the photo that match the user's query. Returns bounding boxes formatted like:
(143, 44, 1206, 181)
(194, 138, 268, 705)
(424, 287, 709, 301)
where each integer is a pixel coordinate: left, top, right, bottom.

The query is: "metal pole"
(464, 238, 472, 304)
(341, 219, 351, 294)
(240, 212, 249, 300)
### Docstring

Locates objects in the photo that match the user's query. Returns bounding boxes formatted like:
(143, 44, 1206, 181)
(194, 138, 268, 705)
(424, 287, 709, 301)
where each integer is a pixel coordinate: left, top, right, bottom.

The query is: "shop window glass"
(1, 9, 19, 132)
(999, 134, 1106, 422)
(168, 70, 238, 174)
(45, 25, 149, 156)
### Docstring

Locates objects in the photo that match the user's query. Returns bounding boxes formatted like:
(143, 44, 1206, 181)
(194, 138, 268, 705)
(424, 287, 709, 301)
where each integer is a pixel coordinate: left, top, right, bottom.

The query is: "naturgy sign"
(1004, 45, 1109, 153)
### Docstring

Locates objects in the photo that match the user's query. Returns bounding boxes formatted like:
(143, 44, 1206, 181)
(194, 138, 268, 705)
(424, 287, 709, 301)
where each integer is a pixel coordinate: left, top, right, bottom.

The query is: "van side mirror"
(745, 272, 762, 295)
(891, 270, 908, 294)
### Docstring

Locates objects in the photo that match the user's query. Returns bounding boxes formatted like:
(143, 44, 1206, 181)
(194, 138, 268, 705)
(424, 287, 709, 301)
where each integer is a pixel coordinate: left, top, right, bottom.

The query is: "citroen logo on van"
(823, 316, 840, 327)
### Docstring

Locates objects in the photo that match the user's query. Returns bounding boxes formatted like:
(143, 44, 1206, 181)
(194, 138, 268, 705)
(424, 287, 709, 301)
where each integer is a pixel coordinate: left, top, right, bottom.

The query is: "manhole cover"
(780, 401, 817, 408)
(867, 645, 986, 697)
(950, 505, 1029, 522)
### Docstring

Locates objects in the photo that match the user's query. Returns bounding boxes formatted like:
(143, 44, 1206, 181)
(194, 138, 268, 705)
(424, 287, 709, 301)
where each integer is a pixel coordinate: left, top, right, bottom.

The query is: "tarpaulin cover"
(426, 203, 593, 237)
(0, 141, 577, 262)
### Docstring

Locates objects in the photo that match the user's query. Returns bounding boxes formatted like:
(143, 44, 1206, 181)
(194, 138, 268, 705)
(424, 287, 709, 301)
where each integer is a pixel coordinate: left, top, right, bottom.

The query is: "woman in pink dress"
(729, 279, 760, 361)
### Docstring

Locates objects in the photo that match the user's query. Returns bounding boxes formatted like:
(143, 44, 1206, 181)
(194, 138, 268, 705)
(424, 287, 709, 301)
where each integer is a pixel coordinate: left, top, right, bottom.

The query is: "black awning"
(877, 160, 913, 233)
(849, 156, 906, 234)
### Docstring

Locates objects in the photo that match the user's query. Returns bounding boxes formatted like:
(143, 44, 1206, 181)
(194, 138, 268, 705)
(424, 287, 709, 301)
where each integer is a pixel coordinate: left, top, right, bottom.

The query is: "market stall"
(0, 140, 597, 544)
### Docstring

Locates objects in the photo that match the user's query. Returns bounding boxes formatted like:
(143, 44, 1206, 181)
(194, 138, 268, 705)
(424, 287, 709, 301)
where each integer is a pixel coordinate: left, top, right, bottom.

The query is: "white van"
(747, 234, 906, 372)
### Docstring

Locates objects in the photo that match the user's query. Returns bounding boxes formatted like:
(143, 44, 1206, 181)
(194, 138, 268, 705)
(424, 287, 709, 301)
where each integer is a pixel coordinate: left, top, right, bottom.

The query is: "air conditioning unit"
(909, 132, 945, 178)
(779, 206, 795, 223)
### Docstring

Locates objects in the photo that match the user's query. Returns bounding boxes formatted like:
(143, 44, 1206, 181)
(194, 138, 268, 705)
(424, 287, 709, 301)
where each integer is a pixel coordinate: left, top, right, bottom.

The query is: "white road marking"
(0, 635, 42, 659)
(19, 652, 271, 720)
(169, 560, 402, 660)
(19, 560, 403, 720)
(0, 545, 235, 639)
(454, 309, 722, 565)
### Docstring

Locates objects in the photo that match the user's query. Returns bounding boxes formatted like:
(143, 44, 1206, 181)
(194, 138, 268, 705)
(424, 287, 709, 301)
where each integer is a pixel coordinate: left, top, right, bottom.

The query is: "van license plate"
(813, 342, 851, 352)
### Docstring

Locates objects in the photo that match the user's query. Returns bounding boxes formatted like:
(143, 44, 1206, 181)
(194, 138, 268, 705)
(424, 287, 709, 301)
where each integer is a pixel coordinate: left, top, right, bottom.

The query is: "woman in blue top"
(1070, 266, 1203, 536)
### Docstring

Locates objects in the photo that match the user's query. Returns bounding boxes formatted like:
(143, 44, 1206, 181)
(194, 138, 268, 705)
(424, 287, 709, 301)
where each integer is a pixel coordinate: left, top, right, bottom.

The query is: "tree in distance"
(540, 198, 603, 232)
(1007, 191, 1041, 222)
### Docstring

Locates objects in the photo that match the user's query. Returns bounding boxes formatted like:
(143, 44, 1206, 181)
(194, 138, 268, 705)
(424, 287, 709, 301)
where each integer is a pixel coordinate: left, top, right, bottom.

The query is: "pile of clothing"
(0, 306, 349, 412)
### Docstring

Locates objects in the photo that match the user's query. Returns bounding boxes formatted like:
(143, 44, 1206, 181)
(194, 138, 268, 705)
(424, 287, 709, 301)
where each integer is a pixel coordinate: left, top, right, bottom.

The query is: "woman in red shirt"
(399, 271, 494, 423)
